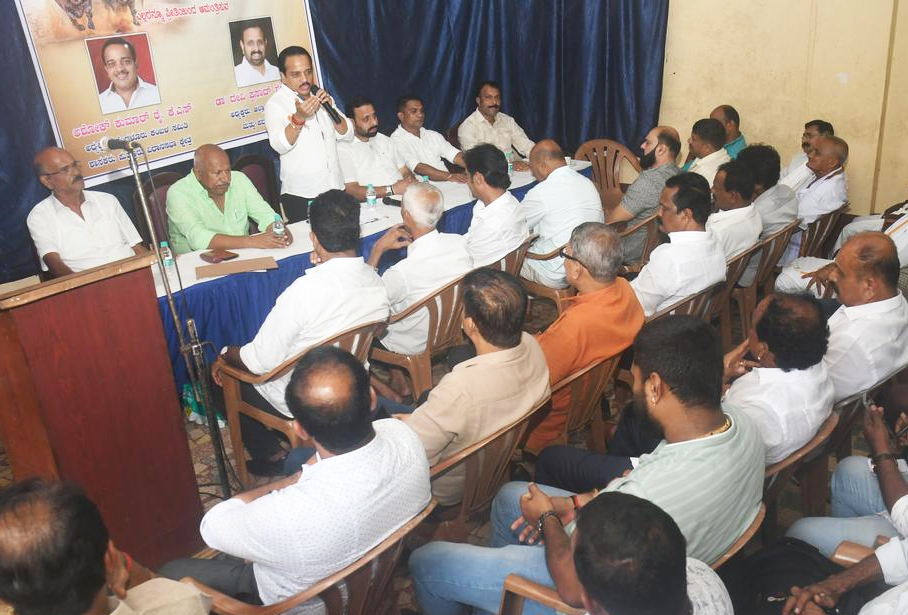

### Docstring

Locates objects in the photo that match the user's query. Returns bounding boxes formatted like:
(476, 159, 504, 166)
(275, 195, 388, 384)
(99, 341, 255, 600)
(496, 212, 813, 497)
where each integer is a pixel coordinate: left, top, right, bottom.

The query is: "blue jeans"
(786, 456, 905, 556)
(409, 481, 575, 615)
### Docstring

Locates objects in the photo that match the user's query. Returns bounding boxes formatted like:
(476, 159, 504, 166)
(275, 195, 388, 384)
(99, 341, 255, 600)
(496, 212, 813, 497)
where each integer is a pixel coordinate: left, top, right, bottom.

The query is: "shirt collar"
(480, 191, 514, 210)
(695, 149, 728, 164)
(407, 229, 440, 255)
(667, 230, 709, 244)
(748, 362, 826, 384)
(396, 124, 424, 140)
(308, 255, 367, 273)
(105, 76, 151, 97)
(563, 278, 628, 306)
(711, 203, 755, 220)
(454, 332, 530, 371)
(544, 165, 571, 181)
(472, 108, 497, 126)
(839, 294, 906, 319)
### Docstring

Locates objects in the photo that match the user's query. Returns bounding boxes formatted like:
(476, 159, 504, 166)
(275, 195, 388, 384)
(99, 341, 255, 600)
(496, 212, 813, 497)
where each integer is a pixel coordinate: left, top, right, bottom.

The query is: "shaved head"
(529, 139, 567, 181)
(193, 144, 232, 197)
(194, 143, 229, 168)
(850, 231, 899, 289)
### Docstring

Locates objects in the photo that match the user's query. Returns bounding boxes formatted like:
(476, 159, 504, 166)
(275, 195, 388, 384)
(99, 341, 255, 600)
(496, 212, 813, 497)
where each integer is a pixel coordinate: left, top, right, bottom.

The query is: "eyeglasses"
(559, 248, 587, 269)
(42, 160, 82, 177)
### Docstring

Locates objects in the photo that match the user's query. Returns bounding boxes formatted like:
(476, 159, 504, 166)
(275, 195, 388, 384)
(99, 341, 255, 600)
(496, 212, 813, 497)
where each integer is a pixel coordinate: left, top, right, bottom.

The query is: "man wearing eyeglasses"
(27, 147, 146, 278)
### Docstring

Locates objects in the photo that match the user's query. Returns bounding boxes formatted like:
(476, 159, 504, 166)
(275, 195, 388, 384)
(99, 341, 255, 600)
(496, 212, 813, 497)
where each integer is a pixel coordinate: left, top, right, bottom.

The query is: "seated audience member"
(707, 160, 763, 259)
(524, 222, 644, 454)
(211, 190, 389, 475)
(735, 144, 799, 286)
(338, 96, 416, 202)
(462, 144, 530, 266)
(366, 183, 473, 396)
(780, 119, 835, 193)
(723, 293, 834, 464)
(630, 173, 726, 317)
(409, 316, 764, 614)
(831, 195, 908, 257)
(0, 478, 210, 615)
(166, 144, 292, 254)
(520, 140, 604, 288)
(458, 80, 535, 169)
(401, 269, 549, 505)
(27, 147, 146, 278)
(390, 94, 467, 182)
(162, 347, 431, 609)
(604, 126, 681, 263)
(686, 118, 731, 186)
(573, 492, 734, 615)
(710, 104, 747, 159)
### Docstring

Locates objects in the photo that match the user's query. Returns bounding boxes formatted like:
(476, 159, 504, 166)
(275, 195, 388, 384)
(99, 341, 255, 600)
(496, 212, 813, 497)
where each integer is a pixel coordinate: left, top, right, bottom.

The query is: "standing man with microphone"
(264, 46, 353, 223)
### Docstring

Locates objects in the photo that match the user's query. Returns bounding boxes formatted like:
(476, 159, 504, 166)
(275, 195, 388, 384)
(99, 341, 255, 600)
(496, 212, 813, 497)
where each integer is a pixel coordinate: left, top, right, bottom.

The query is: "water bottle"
(366, 183, 377, 211)
(272, 213, 285, 238)
(159, 240, 174, 268)
(421, 175, 429, 183)
(506, 151, 514, 175)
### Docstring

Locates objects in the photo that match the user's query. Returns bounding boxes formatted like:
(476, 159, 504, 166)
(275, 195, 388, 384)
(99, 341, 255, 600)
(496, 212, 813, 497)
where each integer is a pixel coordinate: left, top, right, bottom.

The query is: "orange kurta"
(525, 277, 645, 453)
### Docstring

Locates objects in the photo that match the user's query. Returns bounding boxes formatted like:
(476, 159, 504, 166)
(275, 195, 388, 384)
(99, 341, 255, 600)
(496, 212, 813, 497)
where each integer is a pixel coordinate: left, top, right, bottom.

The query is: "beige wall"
(659, 0, 905, 215)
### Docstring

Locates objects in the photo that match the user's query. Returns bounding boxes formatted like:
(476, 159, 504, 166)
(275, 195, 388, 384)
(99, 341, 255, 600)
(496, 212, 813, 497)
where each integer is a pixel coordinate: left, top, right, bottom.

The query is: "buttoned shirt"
(738, 184, 800, 287)
(337, 133, 405, 187)
(781, 168, 848, 264)
(780, 152, 815, 193)
(520, 165, 604, 287)
(390, 125, 461, 173)
(724, 133, 747, 159)
(27, 190, 141, 272)
(706, 204, 763, 260)
(98, 77, 161, 114)
(457, 108, 535, 159)
(688, 149, 732, 187)
(264, 84, 353, 198)
(723, 363, 834, 465)
(380, 230, 473, 354)
(825, 294, 908, 401)
(166, 171, 277, 254)
(200, 419, 430, 611)
(630, 231, 727, 317)
(109, 578, 211, 615)
(239, 257, 390, 416)
(465, 191, 529, 267)
(861, 496, 908, 614)
(405, 333, 550, 505)
(233, 58, 280, 87)
(619, 163, 680, 262)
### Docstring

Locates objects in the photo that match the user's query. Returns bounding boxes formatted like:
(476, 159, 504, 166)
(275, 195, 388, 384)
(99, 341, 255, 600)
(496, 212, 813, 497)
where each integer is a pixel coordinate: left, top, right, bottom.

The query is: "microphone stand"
(124, 144, 233, 498)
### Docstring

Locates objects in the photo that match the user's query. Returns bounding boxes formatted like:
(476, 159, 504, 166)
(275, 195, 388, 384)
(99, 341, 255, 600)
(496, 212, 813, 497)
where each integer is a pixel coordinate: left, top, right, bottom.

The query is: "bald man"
(166, 144, 292, 254)
(605, 126, 681, 263)
(519, 139, 604, 288)
(27, 147, 146, 278)
(710, 104, 746, 159)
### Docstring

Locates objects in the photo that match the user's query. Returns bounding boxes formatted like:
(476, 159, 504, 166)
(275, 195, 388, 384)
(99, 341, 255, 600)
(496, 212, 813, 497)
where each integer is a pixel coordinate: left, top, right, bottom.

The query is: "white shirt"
(457, 108, 535, 159)
(779, 152, 815, 193)
(825, 294, 908, 401)
(861, 496, 908, 614)
(337, 133, 405, 188)
(264, 84, 353, 198)
(234, 57, 280, 87)
(27, 190, 141, 272)
(630, 231, 727, 317)
(200, 419, 430, 612)
(465, 191, 530, 267)
(390, 125, 461, 173)
(688, 149, 731, 187)
(723, 363, 834, 465)
(738, 184, 800, 287)
(381, 230, 473, 354)
(239, 257, 390, 416)
(98, 77, 161, 114)
(519, 165, 604, 287)
(780, 168, 848, 264)
(706, 204, 763, 260)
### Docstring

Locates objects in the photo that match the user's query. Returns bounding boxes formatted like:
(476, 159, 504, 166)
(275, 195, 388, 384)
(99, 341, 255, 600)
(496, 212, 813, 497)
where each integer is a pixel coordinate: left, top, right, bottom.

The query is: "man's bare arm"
(42, 252, 74, 278)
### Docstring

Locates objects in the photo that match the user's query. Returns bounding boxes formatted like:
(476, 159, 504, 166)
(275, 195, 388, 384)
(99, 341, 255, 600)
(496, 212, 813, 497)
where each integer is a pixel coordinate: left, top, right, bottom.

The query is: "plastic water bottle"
(421, 175, 429, 183)
(159, 240, 174, 268)
(506, 151, 514, 175)
(366, 183, 377, 211)
(272, 213, 285, 238)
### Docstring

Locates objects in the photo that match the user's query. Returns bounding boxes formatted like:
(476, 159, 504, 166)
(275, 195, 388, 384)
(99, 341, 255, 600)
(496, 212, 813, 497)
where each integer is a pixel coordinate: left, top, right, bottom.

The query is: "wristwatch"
(387, 185, 394, 196)
(871, 453, 899, 473)
(537, 510, 562, 539)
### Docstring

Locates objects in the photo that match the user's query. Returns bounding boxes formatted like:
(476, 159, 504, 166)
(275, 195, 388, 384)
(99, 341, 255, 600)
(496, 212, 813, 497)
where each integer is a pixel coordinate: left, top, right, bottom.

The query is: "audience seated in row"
(710, 104, 747, 159)
(706, 159, 763, 260)
(685, 118, 731, 186)
(779, 119, 835, 193)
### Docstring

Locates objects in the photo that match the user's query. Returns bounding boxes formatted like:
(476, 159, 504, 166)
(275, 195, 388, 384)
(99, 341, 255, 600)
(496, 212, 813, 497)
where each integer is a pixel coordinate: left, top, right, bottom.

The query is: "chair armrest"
(526, 245, 563, 261)
(501, 574, 585, 614)
(219, 355, 299, 386)
(182, 577, 267, 615)
(830, 541, 875, 567)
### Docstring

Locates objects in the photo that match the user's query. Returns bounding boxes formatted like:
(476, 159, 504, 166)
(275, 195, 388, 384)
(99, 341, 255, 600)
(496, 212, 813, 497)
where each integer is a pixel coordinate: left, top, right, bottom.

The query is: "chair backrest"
(646, 281, 722, 323)
(132, 171, 183, 246)
(618, 212, 663, 266)
(559, 355, 622, 436)
(573, 139, 641, 211)
(763, 411, 839, 504)
(447, 117, 465, 149)
(710, 240, 767, 319)
(752, 219, 802, 288)
(234, 154, 280, 211)
(488, 233, 539, 276)
(499, 574, 585, 615)
(799, 204, 848, 258)
(711, 503, 766, 569)
(388, 274, 467, 357)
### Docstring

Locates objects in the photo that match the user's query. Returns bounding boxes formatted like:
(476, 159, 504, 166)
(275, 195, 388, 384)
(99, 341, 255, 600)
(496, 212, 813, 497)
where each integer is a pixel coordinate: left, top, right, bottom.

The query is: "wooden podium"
(0, 254, 203, 567)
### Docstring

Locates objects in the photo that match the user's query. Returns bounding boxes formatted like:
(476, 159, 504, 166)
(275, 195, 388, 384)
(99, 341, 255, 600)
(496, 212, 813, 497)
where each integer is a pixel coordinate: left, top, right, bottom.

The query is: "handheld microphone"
(307, 84, 342, 124)
(100, 136, 139, 151)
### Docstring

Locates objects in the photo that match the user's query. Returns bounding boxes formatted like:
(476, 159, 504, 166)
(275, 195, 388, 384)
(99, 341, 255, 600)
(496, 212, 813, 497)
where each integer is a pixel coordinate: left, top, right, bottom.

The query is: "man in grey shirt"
(605, 126, 681, 263)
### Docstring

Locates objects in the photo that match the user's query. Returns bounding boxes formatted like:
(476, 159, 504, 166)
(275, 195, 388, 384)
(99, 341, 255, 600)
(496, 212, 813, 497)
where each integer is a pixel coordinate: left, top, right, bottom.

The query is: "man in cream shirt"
(686, 118, 731, 187)
(706, 160, 763, 260)
(458, 80, 535, 169)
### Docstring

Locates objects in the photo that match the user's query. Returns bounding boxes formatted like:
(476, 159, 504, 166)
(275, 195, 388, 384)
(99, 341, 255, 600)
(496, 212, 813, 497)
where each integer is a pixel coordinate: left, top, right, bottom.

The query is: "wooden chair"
(798, 203, 849, 258)
(234, 154, 280, 215)
(446, 117, 465, 150)
(429, 398, 549, 542)
(645, 281, 722, 323)
(369, 275, 466, 403)
(221, 319, 387, 488)
(518, 242, 576, 315)
(553, 355, 622, 453)
(499, 574, 584, 615)
(711, 503, 766, 570)
(573, 139, 641, 212)
(617, 212, 663, 272)
(183, 499, 436, 615)
(731, 219, 802, 336)
(710, 241, 767, 351)
(487, 233, 539, 277)
(132, 171, 183, 246)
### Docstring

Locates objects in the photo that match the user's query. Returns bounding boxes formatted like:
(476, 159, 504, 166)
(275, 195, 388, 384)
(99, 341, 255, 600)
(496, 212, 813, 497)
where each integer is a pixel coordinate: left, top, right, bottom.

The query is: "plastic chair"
(183, 499, 436, 615)
(518, 242, 576, 315)
(498, 574, 585, 615)
(710, 240, 769, 351)
(553, 355, 622, 453)
(132, 171, 182, 246)
(645, 281, 723, 324)
(573, 139, 641, 212)
(711, 503, 766, 570)
(486, 234, 539, 277)
(798, 203, 849, 258)
(616, 212, 663, 272)
(221, 319, 387, 488)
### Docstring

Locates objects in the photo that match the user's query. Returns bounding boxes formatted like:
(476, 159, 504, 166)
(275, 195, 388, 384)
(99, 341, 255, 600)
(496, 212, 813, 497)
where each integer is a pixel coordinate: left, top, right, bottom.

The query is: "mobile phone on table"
(200, 250, 239, 264)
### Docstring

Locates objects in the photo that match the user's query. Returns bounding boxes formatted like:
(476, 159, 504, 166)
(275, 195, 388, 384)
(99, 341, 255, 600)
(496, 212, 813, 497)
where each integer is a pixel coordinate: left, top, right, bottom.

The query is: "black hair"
(277, 45, 311, 74)
(717, 104, 740, 127)
(285, 346, 374, 454)
(657, 129, 682, 158)
(736, 144, 781, 189)
(633, 315, 723, 409)
(692, 118, 726, 151)
(755, 294, 828, 371)
(717, 160, 755, 201)
(463, 144, 511, 190)
(805, 119, 835, 136)
(475, 80, 501, 99)
(462, 268, 527, 349)
(308, 189, 360, 252)
(101, 36, 136, 62)
(396, 94, 423, 114)
(664, 173, 712, 225)
(345, 95, 374, 120)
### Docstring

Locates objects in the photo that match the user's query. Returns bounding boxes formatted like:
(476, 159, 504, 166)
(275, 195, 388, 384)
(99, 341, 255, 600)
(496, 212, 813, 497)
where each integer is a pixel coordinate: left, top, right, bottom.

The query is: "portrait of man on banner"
(86, 32, 161, 114)
(229, 17, 280, 88)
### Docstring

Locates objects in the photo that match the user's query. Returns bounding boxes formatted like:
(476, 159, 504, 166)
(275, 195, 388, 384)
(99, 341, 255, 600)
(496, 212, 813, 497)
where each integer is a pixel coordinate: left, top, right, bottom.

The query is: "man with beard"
(338, 96, 416, 202)
(780, 119, 835, 193)
(27, 147, 146, 278)
(458, 80, 535, 170)
(264, 46, 352, 223)
(97, 37, 160, 114)
(233, 23, 279, 87)
(604, 126, 682, 263)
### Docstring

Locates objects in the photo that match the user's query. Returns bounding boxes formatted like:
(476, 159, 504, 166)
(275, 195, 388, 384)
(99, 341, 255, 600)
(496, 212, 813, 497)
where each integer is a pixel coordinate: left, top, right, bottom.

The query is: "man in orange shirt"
(524, 222, 645, 454)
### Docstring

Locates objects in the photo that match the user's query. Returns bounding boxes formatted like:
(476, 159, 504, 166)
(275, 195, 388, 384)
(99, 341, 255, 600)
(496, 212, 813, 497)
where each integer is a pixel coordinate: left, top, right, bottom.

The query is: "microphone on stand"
(307, 84, 343, 124)
(100, 136, 140, 151)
